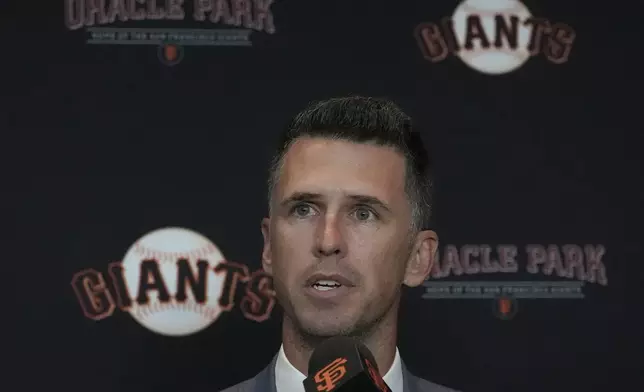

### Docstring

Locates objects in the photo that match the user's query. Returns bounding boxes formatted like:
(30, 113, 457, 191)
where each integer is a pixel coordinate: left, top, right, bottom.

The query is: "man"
(221, 96, 458, 392)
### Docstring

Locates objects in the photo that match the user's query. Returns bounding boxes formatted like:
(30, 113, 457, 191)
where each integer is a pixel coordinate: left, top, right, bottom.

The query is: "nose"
(314, 214, 347, 258)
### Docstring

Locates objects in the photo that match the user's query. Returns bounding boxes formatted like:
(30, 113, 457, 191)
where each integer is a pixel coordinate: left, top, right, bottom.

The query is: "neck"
(281, 305, 399, 376)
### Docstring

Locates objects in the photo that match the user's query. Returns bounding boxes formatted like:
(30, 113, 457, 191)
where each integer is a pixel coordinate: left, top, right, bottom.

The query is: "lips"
(305, 273, 355, 289)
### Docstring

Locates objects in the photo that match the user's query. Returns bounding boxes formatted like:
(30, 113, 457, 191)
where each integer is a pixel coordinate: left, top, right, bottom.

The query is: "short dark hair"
(268, 96, 433, 231)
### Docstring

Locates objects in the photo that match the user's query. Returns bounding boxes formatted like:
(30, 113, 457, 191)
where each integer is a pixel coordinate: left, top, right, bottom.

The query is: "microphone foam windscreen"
(354, 341, 378, 370)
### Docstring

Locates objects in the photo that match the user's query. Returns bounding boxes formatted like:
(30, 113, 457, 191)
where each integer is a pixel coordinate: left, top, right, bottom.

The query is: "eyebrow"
(279, 192, 392, 213)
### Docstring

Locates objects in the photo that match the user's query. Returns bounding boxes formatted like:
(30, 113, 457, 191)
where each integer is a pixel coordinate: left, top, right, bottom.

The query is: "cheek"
(270, 260, 300, 303)
(374, 266, 403, 295)
(274, 221, 313, 251)
(361, 245, 408, 292)
(271, 235, 308, 285)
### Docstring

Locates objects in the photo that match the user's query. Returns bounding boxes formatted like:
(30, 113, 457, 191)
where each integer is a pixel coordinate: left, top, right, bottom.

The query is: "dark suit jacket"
(219, 354, 458, 392)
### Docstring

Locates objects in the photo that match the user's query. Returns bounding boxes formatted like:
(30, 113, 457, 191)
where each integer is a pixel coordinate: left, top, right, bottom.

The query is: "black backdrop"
(8, 0, 642, 391)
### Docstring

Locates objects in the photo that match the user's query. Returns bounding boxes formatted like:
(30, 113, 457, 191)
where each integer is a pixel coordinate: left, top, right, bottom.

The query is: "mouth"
(312, 280, 342, 291)
(305, 274, 355, 292)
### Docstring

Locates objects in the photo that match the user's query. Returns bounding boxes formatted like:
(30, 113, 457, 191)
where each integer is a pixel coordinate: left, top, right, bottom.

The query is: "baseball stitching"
(459, 47, 528, 56)
(131, 301, 220, 321)
(461, 3, 527, 17)
(132, 241, 221, 264)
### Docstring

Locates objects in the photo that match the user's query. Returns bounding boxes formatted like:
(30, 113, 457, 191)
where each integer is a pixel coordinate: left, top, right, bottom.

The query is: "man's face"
(261, 137, 436, 338)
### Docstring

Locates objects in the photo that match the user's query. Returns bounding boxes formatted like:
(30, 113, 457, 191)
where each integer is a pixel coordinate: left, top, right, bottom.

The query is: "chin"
(301, 323, 356, 339)
(297, 313, 359, 338)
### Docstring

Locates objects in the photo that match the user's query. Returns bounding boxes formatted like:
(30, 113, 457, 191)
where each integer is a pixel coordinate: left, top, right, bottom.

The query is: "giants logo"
(314, 358, 348, 392)
(493, 295, 518, 320)
(71, 227, 276, 336)
(415, 0, 576, 75)
(158, 42, 183, 65)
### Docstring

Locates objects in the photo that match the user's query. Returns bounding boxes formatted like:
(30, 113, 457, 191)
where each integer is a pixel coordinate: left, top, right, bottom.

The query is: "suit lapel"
(253, 354, 278, 392)
(401, 360, 418, 392)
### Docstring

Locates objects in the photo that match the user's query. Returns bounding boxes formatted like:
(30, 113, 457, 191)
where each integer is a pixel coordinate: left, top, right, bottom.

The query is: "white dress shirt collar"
(275, 344, 404, 392)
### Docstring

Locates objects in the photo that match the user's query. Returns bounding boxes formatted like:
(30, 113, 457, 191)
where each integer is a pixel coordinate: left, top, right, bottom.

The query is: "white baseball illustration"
(121, 227, 227, 336)
(452, 0, 533, 75)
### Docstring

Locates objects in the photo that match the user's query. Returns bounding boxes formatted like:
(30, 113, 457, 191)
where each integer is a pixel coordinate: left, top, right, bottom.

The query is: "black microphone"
(303, 336, 391, 392)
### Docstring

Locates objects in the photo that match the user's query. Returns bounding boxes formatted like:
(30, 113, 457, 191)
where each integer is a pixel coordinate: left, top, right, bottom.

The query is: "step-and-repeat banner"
(13, 1, 639, 391)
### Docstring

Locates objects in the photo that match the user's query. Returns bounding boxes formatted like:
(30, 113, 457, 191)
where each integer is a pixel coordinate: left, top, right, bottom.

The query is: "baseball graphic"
(121, 227, 227, 336)
(452, 0, 533, 75)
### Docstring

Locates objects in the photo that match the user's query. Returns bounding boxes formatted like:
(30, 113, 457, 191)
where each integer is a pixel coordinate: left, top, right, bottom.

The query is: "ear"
(261, 217, 273, 274)
(403, 230, 438, 287)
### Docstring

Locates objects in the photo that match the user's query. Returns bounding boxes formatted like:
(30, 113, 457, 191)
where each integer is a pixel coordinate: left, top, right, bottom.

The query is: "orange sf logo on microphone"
(314, 357, 348, 391)
(364, 358, 389, 392)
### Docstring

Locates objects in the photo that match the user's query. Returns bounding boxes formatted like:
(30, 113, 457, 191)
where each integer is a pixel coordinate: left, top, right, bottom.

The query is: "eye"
(291, 203, 315, 218)
(352, 206, 377, 221)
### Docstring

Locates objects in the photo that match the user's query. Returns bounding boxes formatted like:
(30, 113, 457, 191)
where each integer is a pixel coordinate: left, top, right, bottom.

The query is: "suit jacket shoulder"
(218, 354, 459, 392)
(219, 377, 256, 392)
(402, 361, 459, 392)
(218, 356, 277, 392)
(406, 373, 459, 392)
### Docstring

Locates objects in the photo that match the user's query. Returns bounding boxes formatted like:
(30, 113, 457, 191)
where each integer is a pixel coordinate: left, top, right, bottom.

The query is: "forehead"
(277, 137, 407, 203)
